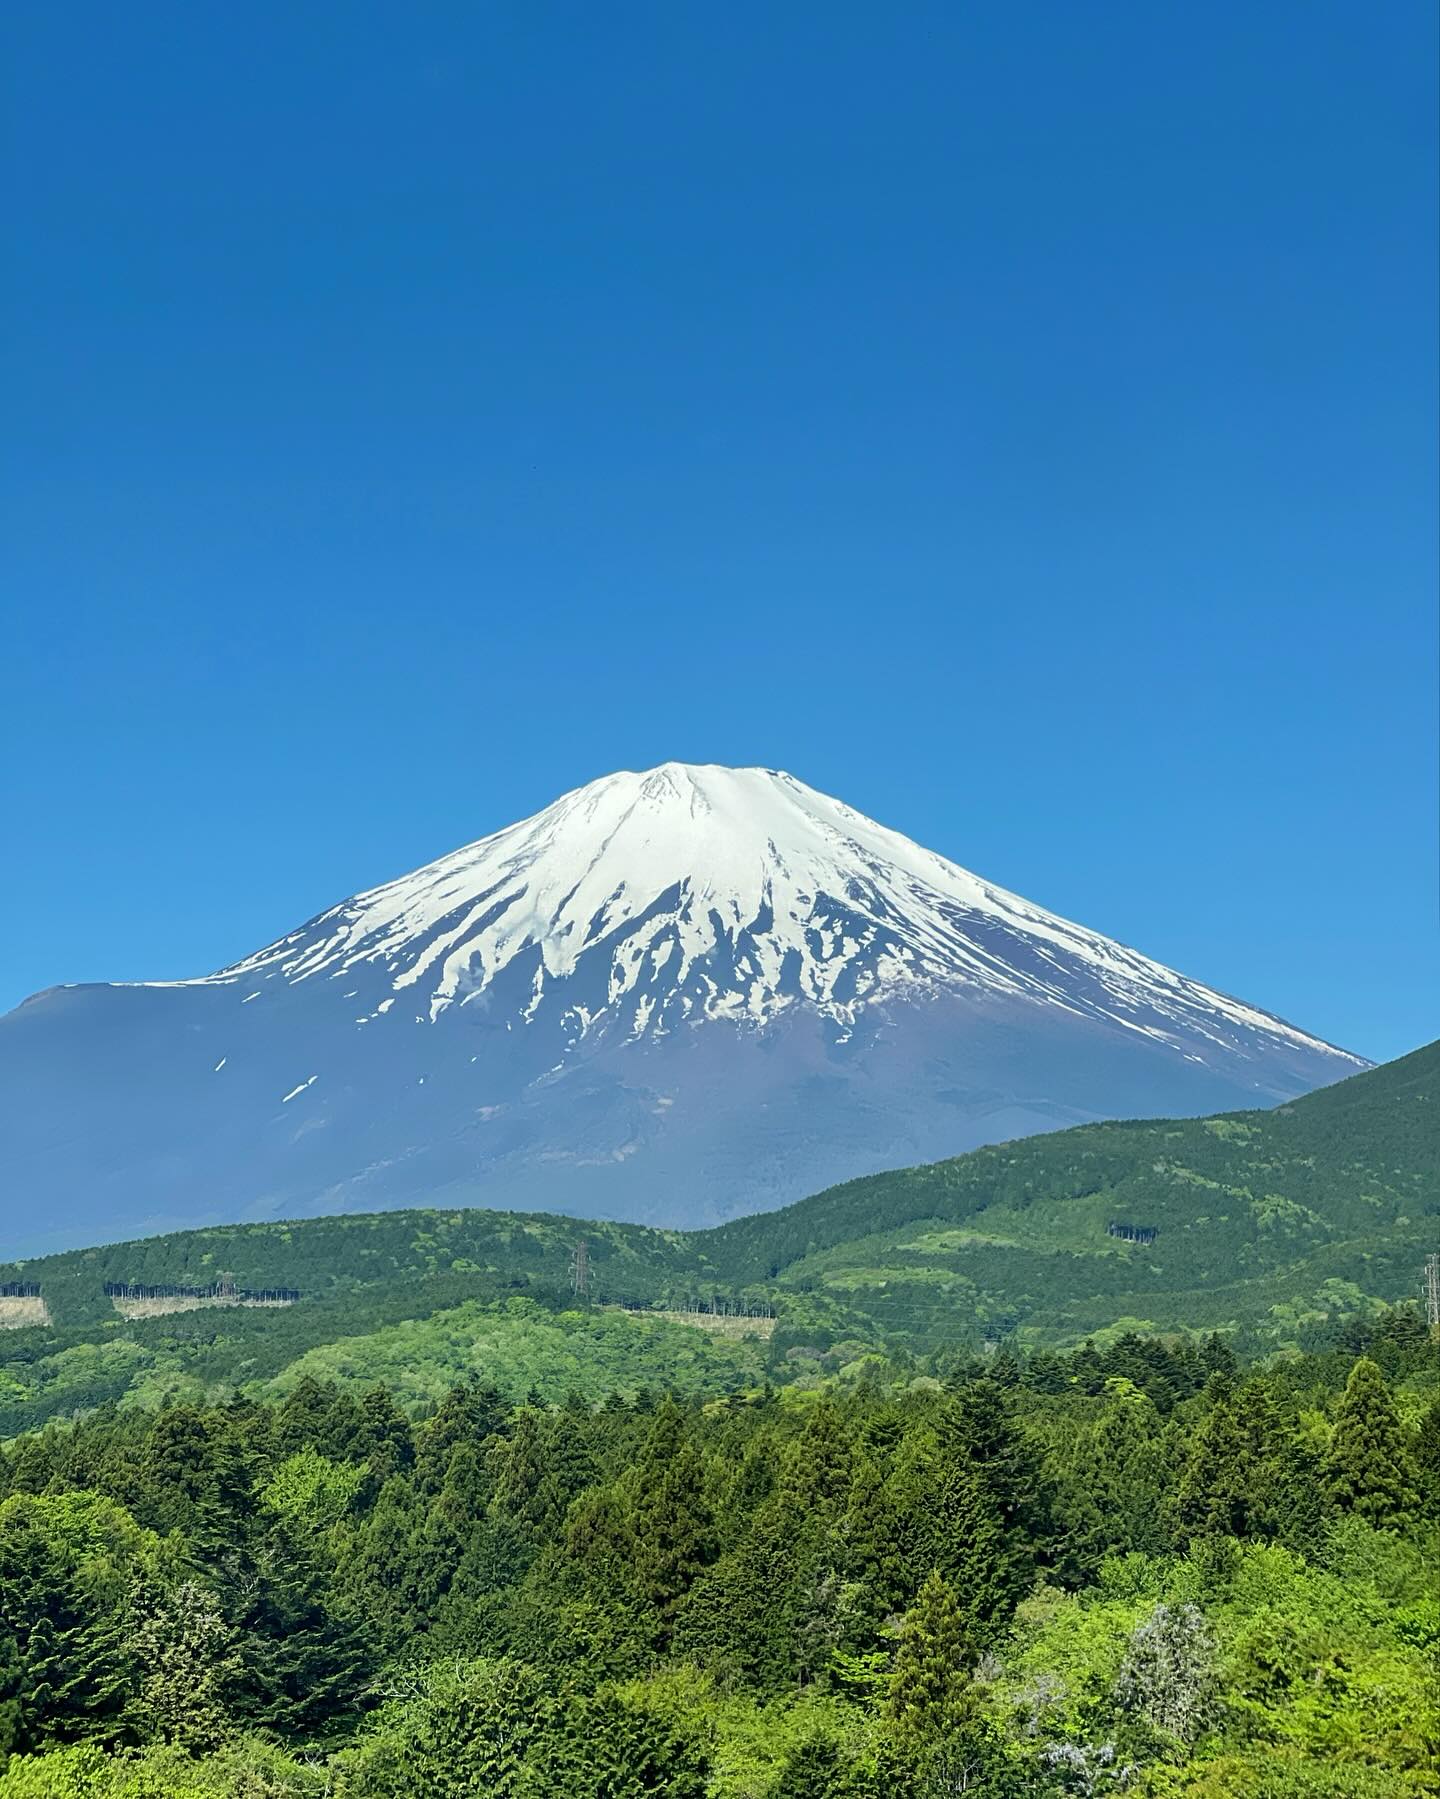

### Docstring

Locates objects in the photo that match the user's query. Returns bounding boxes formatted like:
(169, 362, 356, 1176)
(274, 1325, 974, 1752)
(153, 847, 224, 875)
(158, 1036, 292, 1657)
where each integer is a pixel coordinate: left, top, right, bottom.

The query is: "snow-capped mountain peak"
(189, 763, 1355, 1070)
(4, 761, 1366, 1248)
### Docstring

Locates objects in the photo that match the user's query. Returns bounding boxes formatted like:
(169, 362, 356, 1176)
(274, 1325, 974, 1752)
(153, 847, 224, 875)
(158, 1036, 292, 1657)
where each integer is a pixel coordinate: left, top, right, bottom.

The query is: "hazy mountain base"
(0, 965, 1358, 1252)
(0, 1319, 1435, 1797)
(0, 1044, 1432, 1437)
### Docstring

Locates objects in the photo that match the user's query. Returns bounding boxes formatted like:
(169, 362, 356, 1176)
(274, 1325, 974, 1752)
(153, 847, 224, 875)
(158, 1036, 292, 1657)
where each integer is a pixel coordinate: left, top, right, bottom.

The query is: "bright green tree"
(0, 1492, 153, 1756)
(887, 1569, 974, 1742)
(337, 1658, 544, 1797)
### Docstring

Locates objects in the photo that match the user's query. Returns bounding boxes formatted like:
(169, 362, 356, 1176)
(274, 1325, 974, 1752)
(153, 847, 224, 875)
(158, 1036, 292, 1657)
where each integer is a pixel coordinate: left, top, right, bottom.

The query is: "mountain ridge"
(0, 763, 1365, 1250)
(0, 1042, 1432, 1436)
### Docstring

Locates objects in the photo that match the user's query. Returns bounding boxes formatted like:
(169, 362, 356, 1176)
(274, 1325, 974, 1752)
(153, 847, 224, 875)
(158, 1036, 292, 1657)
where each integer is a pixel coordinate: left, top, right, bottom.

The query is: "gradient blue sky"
(5, 3, 1436, 1063)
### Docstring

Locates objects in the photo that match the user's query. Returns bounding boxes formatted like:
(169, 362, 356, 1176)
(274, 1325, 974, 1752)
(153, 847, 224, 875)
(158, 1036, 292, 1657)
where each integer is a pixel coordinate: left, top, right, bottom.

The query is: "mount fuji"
(0, 763, 1365, 1251)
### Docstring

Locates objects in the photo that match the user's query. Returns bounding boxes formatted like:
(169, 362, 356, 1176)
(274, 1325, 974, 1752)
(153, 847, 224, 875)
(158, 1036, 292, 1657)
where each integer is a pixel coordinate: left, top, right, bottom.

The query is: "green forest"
(0, 1308, 1435, 1796)
(1, 1047, 1437, 1793)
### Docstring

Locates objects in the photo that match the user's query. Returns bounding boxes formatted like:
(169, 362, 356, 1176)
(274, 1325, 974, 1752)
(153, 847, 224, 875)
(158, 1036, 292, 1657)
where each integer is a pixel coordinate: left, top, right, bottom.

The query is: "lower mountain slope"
(696, 1036, 1439, 1345)
(0, 1042, 1432, 1433)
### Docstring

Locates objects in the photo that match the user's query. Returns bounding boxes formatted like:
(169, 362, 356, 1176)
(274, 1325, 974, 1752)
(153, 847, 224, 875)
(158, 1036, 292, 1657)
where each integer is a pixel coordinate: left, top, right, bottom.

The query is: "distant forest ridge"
(0, 1040, 1433, 1349)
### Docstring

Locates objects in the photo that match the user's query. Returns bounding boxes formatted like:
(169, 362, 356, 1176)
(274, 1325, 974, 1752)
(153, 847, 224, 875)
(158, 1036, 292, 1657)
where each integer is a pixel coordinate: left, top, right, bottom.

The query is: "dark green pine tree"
(671, 1487, 814, 1694)
(1176, 1378, 1250, 1541)
(272, 1376, 344, 1460)
(334, 1474, 429, 1650)
(336, 1656, 545, 1796)
(419, 1442, 489, 1614)
(487, 1410, 551, 1534)
(228, 1514, 376, 1741)
(1082, 1380, 1172, 1557)
(837, 1455, 908, 1647)
(1023, 1351, 1069, 1395)
(887, 1569, 975, 1743)
(933, 1380, 1049, 1618)
(630, 1399, 717, 1646)
(780, 1399, 853, 1512)
(351, 1385, 415, 1492)
(414, 1380, 510, 1495)
(1323, 1358, 1417, 1527)
(1233, 1382, 1329, 1552)
(2, 1433, 61, 1498)
(533, 1687, 708, 1797)
(928, 1465, 1012, 1649)
(1231, 1378, 1287, 1539)
(127, 1408, 221, 1541)
(0, 1495, 134, 1755)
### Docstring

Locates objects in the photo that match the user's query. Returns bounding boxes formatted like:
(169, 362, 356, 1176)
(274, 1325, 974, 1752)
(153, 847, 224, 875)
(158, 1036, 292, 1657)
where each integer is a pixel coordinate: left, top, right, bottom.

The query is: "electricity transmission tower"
(1425, 1252, 1440, 1337)
(569, 1238, 590, 1300)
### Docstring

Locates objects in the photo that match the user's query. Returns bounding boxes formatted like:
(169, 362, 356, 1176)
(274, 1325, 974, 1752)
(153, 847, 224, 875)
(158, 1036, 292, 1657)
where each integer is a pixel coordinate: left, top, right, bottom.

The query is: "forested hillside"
(695, 1039, 1440, 1344)
(0, 1046, 1433, 1438)
(0, 1311, 1435, 1796)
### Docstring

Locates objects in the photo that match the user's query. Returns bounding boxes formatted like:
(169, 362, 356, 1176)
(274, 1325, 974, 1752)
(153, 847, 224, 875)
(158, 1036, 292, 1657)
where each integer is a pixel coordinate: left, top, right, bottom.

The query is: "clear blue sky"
(4, 3, 1436, 1063)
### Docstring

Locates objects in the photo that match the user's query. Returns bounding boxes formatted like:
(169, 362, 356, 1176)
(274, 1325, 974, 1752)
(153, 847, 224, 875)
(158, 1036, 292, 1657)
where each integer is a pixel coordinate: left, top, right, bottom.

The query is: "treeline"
(0, 1205, 688, 1330)
(0, 1314, 1436, 1796)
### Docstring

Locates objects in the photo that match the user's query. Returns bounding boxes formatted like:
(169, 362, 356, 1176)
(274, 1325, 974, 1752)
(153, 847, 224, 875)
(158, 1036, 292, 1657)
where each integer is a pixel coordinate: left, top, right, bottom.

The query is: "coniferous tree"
(351, 1386, 415, 1495)
(0, 1492, 141, 1755)
(672, 1487, 810, 1693)
(933, 1380, 1049, 1618)
(928, 1465, 1011, 1646)
(336, 1657, 545, 1797)
(887, 1569, 974, 1739)
(333, 1475, 428, 1652)
(780, 1399, 853, 1512)
(1073, 1379, 1172, 1558)
(1323, 1358, 1417, 1526)
(1177, 1378, 1250, 1541)
(130, 1407, 243, 1553)
(837, 1454, 908, 1647)
(487, 1410, 553, 1536)
(630, 1399, 717, 1646)
(769, 1734, 869, 1798)
(273, 1377, 346, 1462)
(230, 1513, 375, 1741)
(535, 1687, 708, 1797)
(1231, 1378, 1287, 1539)
(414, 1380, 510, 1495)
